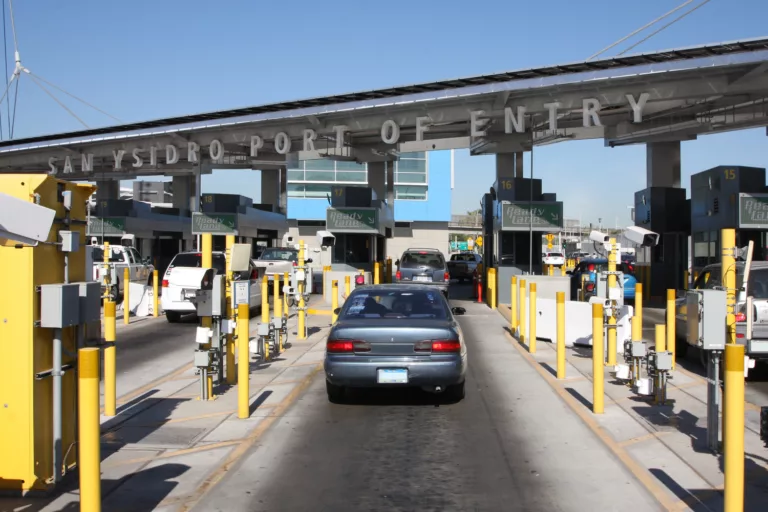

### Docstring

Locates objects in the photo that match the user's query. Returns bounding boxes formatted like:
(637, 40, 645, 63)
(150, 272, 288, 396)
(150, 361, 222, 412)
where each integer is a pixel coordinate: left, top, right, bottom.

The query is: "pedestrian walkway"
(499, 304, 768, 511)
(0, 313, 332, 512)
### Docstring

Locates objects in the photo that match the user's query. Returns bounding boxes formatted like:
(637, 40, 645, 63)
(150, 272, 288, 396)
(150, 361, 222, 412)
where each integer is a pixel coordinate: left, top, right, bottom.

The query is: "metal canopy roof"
(2, 36, 768, 149)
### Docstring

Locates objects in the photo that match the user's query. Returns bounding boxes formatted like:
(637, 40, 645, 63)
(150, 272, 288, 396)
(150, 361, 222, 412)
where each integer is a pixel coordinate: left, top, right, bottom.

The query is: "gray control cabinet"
(686, 289, 726, 350)
(40, 283, 81, 328)
(196, 275, 226, 317)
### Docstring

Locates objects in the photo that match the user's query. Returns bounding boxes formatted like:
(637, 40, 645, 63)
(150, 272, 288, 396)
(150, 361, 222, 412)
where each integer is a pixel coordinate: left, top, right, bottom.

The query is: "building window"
(395, 185, 427, 201)
(287, 184, 333, 198)
(289, 160, 367, 184)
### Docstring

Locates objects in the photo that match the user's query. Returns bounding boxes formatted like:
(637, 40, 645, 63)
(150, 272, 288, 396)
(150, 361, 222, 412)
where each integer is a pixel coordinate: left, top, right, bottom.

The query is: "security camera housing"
(0, 191, 56, 246)
(624, 226, 659, 247)
(316, 230, 336, 247)
(589, 230, 610, 244)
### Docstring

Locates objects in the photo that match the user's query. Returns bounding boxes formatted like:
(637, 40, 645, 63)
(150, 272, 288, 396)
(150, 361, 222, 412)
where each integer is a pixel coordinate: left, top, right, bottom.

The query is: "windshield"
(401, 251, 446, 269)
(260, 248, 298, 262)
(339, 289, 450, 320)
(169, 253, 226, 274)
(451, 253, 476, 262)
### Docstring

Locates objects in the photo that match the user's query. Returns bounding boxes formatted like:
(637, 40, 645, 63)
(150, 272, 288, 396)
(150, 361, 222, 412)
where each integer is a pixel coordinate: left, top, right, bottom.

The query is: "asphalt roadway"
(194, 283, 661, 512)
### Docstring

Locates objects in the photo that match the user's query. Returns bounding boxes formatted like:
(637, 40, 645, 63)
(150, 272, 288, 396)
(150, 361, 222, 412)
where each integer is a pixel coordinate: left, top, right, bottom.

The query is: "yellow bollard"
(298, 239, 306, 340)
(722, 228, 737, 346)
(332, 280, 339, 324)
(345, 275, 351, 298)
(283, 272, 289, 313)
(152, 269, 159, 318)
(486, 268, 493, 306)
(666, 289, 676, 369)
(606, 238, 617, 367)
(592, 302, 605, 414)
(274, 275, 282, 353)
(723, 343, 745, 512)
(529, 282, 537, 353)
(386, 258, 392, 283)
(557, 291, 566, 379)
(491, 269, 497, 310)
(632, 283, 643, 342)
(201, 233, 213, 330)
(560, 265, 565, 277)
(580, 273, 587, 301)
(237, 303, 250, 419)
(78, 347, 101, 512)
(104, 300, 116, 417)
(261, 275, 270, 359)
(225, 235, 236, 385)
(519, 279, 527, 343)
(683, 270, 689, 290)
(123, 267, 130, 325)
(655, 323, 666, 352)
(374, 262, 380, 284)
(510, 277, 518, 334)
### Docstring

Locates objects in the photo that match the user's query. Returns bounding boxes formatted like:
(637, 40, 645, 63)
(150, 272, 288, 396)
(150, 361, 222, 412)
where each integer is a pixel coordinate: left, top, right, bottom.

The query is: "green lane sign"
(87, 217, 126, 236)
(501, 202, 563, 231)
(739, 193, 768, 229)
(192, 213, 237, 235)
(326, 208, 378, 232)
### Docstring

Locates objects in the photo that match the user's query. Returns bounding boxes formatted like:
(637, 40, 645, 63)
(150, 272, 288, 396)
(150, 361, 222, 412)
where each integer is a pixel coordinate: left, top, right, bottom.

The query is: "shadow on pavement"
(339, 387, 461, 407)
(250, 390, 273, 415)
(565, 387, 594, 411)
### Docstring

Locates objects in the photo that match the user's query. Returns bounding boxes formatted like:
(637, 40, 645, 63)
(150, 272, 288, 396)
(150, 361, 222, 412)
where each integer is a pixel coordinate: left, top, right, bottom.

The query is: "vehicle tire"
(111, 279, 123, 304)
(445, 381, 465, 402)
(675, 338, 689, 359)
(166, 311, 181, 323)
(326, 381, 346, 404)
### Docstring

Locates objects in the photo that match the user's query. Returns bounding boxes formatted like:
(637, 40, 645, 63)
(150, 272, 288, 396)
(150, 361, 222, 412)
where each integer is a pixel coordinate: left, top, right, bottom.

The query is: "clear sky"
(3, 0, 767, 226)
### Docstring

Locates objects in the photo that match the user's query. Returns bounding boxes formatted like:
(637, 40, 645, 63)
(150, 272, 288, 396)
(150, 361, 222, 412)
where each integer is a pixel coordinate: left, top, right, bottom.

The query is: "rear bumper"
(393, 280, 449, 295)
(160, 297, 196, 313)
(325, 355, 466, 388)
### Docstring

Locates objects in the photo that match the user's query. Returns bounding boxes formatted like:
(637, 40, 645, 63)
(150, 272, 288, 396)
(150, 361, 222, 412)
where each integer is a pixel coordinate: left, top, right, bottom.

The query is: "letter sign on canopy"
(739, 193, 768, 229)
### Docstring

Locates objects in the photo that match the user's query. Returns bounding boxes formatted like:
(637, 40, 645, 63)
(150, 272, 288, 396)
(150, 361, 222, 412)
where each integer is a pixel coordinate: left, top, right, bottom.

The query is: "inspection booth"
(193, 193, 289, 257)
(87, 199, 193, 275)
(485, 177, 564, 304)
(690, 165, 768, 274)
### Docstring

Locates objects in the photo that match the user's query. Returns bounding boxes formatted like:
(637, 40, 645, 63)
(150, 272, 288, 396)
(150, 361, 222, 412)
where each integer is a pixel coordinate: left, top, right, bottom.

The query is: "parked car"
(324, 284, 467, 403)
(394, 248, 450, 298)
(447, 252, 482, 282)
(567, 258, 637, 301)
(90, 244, 154, 303)
(676, 262, 768, 365)
(543, 252, 565, 267)
(160, 251, 263, 323)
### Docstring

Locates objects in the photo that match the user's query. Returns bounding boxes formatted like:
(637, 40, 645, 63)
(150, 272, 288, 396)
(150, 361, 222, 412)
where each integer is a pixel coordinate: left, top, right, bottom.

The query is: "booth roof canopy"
(1, 36, 768, 150)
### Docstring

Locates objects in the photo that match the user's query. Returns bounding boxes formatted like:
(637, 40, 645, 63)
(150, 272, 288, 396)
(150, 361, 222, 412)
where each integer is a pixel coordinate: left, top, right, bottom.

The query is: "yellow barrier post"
(633, 282, 643, 341)
(332, 280, 339, 324)
(298, 239, 306, 340)
(510, 277, 518, 334)
(529, 282, 537, 353)
(655, 324, 666, 352)
(723, 343, 745, 512)
(261, 275, 270, 359)
(374, 262, 380, 284)
(201, 233, 213, 330)
(283, 272, 289, 313)
(592, 302, 605, 414)
(519, 279, 527, 342)
(274, 274, 282, 353)
(104, 300, 116, 417)
(557, 291, 566, 379)
(666, 289, 676, 369)
(560, 265, 565, 277)
(486, 267, 492, 306)
(722, 228, 737, 346)
(606, 238, 617, 367)
(683, 270, 689, 290)
(237, 303, 250, 419)
(123, 267, 130, 325)
(491, 269, 497, 310)
(78, 347, 101, 512)
(386, 258, 392, 283)
(225, 235, 236, 385)
(152, 269, 159, 317)
(580, 273, 587, 301)
(344, 275, 351, 298)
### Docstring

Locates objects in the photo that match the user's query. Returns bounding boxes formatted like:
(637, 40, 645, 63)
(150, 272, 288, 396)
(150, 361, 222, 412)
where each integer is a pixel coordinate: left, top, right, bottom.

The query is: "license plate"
(377, 368, 408, 384)
(413, 276, 431, 282)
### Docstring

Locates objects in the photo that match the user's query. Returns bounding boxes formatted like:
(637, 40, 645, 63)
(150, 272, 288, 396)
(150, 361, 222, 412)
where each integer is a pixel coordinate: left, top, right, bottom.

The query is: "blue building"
(286, 150, 454, 261)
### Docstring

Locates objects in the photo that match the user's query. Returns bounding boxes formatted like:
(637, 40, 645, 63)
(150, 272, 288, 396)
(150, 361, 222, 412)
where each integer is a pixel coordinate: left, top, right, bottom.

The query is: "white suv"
(161, 251, 263, 323)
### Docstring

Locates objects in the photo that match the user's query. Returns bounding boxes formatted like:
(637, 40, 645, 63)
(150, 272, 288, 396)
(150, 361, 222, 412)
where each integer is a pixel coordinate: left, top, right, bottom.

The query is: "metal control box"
(597, 271, 624, 307)
(58, 230, 79, 253)
(195, 275, 226, 317)
(653, 351, 674, 371)
(78, 281, 101, 324)
(233, 280, 250, 306)
(631, 342, 647, 357)
(687, 289, 726, 350)
(39, 283, 81, 328)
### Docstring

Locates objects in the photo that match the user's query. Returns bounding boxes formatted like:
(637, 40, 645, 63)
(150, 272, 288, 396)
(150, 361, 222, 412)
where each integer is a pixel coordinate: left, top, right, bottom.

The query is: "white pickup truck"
(90, 244, 155, 302)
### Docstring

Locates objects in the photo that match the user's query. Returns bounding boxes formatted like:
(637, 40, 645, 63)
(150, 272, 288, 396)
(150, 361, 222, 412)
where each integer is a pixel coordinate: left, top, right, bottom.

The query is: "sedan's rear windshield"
(451, 253, 476, 262)
(260, 248, 298, 262)
(340, 289, 449, 320)
(546, 253, 563, 257)
(169, 253, 226, 274)
(401, 252, 446, 269)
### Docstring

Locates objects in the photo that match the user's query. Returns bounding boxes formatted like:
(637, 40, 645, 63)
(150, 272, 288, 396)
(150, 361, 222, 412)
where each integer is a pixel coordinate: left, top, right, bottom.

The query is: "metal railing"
(449, 214, 482, 228)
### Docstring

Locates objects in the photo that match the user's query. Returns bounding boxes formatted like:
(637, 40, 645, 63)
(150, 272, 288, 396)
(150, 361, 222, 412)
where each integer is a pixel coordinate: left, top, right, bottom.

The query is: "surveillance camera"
(589, 230, 610, 244)
(316, 230, 335, 248)
(281, 234, 295, 246)
(0, 191, 56, 246)
(623, 226, 659, 247)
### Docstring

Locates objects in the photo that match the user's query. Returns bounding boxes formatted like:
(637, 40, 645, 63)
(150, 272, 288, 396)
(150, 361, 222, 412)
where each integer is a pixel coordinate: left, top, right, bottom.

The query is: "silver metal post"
(200, 368, 208, 401)
(707, 351, 721, 452)
(52, 328, 62, 483)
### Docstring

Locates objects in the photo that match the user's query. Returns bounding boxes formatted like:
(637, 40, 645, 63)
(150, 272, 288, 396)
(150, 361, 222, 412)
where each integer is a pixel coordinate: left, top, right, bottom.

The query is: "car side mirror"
(451, 307, 466, 316)
(333, 307, 341, 315)
(395, 259, 400, 266)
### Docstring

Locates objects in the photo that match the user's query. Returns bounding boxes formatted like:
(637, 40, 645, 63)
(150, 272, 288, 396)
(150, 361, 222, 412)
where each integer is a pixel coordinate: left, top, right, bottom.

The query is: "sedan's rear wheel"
(326, 381, 346, 404)
(445, 381, 465, 402)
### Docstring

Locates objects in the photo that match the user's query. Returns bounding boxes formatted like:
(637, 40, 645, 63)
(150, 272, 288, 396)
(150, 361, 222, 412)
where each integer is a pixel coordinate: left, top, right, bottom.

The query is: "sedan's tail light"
(326, 339, 370, 353)
(162, 279, 169, 288)
(293, 261, 297, 267)
(355, 275, 365, 286)
(414, 340, 461, 353)
(444, 272, 450, 281)
(395, 271, 402, 280)
(585, 283, 595, 292)
(250, 268, 259, 280)
(735, 312, 746, 322)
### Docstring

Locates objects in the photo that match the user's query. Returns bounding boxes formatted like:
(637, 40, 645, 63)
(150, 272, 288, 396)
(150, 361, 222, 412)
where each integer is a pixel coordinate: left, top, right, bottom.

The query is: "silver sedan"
(324, 284, 467, 403)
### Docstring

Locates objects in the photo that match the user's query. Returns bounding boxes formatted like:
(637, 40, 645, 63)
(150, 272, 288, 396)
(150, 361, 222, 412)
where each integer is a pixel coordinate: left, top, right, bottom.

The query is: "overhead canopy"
(1, 37, 768, 179)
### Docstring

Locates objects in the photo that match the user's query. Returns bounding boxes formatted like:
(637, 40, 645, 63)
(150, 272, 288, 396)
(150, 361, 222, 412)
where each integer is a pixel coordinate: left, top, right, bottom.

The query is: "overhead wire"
(29, 73, 89, 129)
(586, 0, 695, 61)
(9, 72, 17, 137)
(28, 71, 122, 123)
(616, 0, 714, 57)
